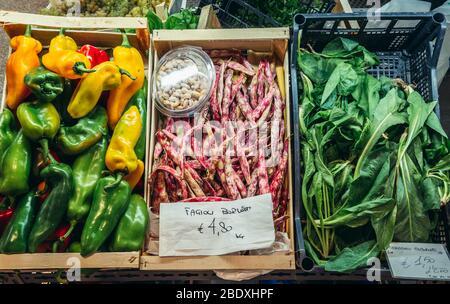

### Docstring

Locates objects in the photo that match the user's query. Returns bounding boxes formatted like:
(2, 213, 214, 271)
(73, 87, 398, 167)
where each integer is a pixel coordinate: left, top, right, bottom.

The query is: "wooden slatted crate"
(141, 28, 296, 270)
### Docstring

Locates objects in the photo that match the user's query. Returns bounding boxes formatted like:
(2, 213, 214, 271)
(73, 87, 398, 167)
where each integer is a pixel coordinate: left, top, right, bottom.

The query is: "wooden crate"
(0, 11, 149, 270)
(141, 28, 296, 270)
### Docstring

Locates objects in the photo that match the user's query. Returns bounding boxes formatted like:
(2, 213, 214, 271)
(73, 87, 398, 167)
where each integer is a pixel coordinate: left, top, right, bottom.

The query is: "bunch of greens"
(147, 8, 199, 32)
(234, 0, 325, 26)
(298, 37, 450, 273)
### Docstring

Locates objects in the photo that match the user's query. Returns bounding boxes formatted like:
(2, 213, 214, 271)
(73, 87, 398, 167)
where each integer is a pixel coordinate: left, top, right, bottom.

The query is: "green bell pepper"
(55, 79, 76, 126)
(0, 130, 31, 196)
(81, 175, 131, 257)
(16, 101, 60, 160)
(28, 162, 74, 253)
(109, 194, 149, 252)
(0, 191, 38, 253)
(125, 85, 147, 161)
(0, 109, 16, 157)
(24, 66, 64, 103)
(56, 106, 108, 155)
(67, 136, 107, 226)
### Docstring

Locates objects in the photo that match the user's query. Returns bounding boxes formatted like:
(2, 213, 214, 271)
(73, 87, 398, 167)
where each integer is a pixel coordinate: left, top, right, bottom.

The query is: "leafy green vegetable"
(353, 88, 407, 177)
(147, 10, 164, 32)
(324, 241, 380, 273)
(165, 9, 199, 30)
(146, 8, 198, 32)
(297, 37, 450, 273)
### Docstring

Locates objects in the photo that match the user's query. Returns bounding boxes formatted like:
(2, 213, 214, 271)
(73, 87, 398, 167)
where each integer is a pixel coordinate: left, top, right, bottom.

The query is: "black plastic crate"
(346, 0, 447, 10)
(290, 12, 449, 272)
(199, 0, 336, 28)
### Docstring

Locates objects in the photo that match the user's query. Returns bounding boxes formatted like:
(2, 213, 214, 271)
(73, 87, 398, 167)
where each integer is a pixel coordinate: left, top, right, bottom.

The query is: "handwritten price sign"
(159, 194, 275, 256)
(386, 243, 450, 281)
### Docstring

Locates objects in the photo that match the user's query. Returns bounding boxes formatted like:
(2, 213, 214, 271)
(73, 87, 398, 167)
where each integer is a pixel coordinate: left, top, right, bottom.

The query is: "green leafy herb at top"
(146, 8, 198, 32)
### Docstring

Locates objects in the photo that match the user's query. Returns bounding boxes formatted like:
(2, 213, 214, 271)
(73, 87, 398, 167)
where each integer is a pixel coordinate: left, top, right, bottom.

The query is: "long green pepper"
(28, 162, 73, 253)
(0, 191, 38, 253)
(0, 109, 16, 157)
(67, 136, 107, 227)
(109, 194, 149, 252)
(81, 176, 131, 256)
(0, 130, 32, 197)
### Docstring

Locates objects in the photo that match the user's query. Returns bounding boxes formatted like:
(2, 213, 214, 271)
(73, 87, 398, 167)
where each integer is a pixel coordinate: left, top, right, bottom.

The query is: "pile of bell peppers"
(0, 25, 149, 256)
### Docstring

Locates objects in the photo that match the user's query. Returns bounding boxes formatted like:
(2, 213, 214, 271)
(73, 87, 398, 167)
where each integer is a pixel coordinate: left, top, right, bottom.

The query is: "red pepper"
(36, 223, 72, 253)
(0, 208, 14, 236)
(77, 45, 109, 67)
(50, 150, 61, 163)
(0, 196, 13, 235)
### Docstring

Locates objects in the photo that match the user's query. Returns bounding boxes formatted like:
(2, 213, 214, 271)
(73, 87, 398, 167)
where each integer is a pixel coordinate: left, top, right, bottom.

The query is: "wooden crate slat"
(0, 252, 140, 270)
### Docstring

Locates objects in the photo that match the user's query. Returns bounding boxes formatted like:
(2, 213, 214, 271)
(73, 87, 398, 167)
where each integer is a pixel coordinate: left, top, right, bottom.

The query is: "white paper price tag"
(159, 194, 275, 256)
(386, 242, 450, 281)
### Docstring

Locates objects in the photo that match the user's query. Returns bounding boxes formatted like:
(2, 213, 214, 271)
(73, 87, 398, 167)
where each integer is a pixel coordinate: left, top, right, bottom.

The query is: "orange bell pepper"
(6, 25, 42, 110)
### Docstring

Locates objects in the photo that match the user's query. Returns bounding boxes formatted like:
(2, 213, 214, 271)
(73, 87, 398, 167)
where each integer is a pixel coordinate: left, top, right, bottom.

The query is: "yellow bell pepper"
(107, 31, 145, 129)
(42, 28, 95, 80)
(124, 159, 144, 190)
(49, 28, 78, 53)
(105, 106, 142, 175)
(6, 25, 42, 110)
(67, 61, 136, 118)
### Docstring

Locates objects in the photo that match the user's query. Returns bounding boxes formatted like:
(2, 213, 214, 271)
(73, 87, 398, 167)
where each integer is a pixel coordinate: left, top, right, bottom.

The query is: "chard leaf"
(394, 153, 432, 242)
(322, 37, 360, 57)
(354, 88, 407, 177)
(426, 111, 448, 139)
(311, 128, 334, 187)
(299, 73, 316, 129)
(321, 38, 379, 69)
(424, 133, 450, 166)
(298, 52, 338, 85)
(421, 177, 441, 211)
(352, 74, 380, 117)
(321, 64, 341, 105)
(431, 153, 450, 172)
(337, 65, 359, 96)
(330, 161, 353, 198)
(403, 91, 437, 152)
(371, 205, 397, 250)
(321, 63, 359, 105)
(319, 197, 394, 228)
(348, 147, 392, 205)
(379, 76, 395, 97)
(324, 240, 380, 273)
(411, 137, 424, 171)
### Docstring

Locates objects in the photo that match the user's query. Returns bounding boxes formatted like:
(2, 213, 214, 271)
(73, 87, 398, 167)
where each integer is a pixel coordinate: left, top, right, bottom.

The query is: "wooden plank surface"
(0, 10, 147, 29)
(333, 0, 359, 29)
(140, 255, 296, 270)
(0, 252, 140, 270)
(153, 28, 290, 41)
(197, 5, 222, 29)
